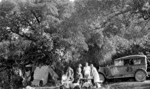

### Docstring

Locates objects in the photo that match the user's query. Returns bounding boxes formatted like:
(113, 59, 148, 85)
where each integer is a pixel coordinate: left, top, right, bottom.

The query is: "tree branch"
(9, 25, 52, 62)
(30, 10, 41, 23)
(9, 26, 36, 42)
(102, 8, 132, 27)
(22, 16, 36, 31)
(141, 18, 150, 30)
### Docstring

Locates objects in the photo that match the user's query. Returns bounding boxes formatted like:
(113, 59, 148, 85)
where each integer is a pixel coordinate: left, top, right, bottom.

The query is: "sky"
(69, 0, 75, 2)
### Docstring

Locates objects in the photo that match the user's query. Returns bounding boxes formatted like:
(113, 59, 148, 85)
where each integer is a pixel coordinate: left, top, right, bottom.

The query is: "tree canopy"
(1, 0, 150, 88)
(0, 0, 150, 75)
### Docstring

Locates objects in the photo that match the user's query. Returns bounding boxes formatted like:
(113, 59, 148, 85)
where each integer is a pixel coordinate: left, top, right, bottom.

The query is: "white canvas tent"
(31, 65, 59, 86)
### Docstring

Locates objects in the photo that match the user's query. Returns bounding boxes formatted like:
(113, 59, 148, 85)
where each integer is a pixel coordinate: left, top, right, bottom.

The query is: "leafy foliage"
(1, 0, 150, 88)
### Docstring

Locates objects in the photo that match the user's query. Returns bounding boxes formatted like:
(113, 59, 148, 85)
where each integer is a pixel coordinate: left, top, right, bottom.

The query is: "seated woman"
(66, 67, 74, 82)
(61, 71, 72, 89)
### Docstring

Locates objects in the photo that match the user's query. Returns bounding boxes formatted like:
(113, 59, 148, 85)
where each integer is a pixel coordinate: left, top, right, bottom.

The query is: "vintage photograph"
(0, 0, 150, 89)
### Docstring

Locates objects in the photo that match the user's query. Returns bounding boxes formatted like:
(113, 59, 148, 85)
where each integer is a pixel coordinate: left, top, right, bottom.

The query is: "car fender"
(98, 72, 106, 78)
(134, 68, 148, 77)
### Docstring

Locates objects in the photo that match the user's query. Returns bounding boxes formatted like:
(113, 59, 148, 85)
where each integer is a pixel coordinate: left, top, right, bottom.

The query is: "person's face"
(90, 64, 94, 68)
(79, 64, 82, 67)
(68, 67, 71, 70)
(39, 64, 42, 68)
(85, 63, 88, 66)
(14, 70, 19, 75)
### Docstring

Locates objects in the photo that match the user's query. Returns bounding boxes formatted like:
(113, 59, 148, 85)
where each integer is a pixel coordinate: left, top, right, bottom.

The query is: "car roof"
(114, 55, 147, 61)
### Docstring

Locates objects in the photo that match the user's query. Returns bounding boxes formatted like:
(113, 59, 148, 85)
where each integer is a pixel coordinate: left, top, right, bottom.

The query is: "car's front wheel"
(135, 70, 146, 82)
(99, 73, 105, 83)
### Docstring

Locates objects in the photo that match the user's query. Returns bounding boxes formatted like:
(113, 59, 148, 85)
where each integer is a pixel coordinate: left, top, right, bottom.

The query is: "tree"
(1, 0, 150, 88)
(0, 0, 76, 88)
(65, 0, 150, 65)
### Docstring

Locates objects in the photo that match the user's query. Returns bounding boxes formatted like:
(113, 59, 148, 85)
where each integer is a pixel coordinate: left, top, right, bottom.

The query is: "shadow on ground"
(101, 78, 150, 89)
(31, 78, 150, 89)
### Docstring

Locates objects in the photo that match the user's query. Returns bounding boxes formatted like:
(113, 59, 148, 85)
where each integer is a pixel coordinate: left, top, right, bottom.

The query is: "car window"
(114, 60, 124, 66)
(133, 59, 142, 65)
(124, 59, 130, 65)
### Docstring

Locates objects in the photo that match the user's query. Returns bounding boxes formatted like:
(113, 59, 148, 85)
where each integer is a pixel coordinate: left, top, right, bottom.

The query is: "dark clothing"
(12, 74, 23, 88)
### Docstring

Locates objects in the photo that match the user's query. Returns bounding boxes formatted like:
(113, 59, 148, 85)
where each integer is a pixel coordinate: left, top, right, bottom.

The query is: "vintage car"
(98, 55, 148, 83)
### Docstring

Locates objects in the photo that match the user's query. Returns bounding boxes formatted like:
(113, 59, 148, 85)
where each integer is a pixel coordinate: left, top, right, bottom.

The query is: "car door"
(119, 59, 133, 77)
(131, 58, 146, 73)
(113, 59, 129, 77)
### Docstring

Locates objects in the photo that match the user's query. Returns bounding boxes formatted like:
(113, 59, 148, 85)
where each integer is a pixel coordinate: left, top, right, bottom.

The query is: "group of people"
(61, 62, 101, 88)
(12, 62, 101, 88)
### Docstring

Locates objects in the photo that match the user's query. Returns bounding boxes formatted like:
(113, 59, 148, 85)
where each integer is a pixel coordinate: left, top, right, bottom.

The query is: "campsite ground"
(102, 80, 150, 89)
(33, 80, 150, 89)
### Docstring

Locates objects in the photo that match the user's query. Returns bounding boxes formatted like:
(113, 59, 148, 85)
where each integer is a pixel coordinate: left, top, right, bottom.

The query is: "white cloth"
(18, 69, 23, 77)
(26, 86, 35, 89)
(91, 67, 100, 83)
(83, 66, 91, 78)
(61, 74, 68, 84)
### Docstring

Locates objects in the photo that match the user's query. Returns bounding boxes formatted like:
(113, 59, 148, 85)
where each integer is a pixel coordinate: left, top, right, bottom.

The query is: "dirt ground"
(102, 80, 150, 89)
(31, 78, 150, 89)
(32, 81, 150, 89)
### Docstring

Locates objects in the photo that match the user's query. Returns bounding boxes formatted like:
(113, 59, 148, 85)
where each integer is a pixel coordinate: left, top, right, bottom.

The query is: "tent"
(31, 65, 59, 86)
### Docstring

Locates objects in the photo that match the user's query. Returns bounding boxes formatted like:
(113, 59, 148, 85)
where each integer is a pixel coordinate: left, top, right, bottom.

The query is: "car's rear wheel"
(135, 70, 146, 82)
(99, 73, 105, 83)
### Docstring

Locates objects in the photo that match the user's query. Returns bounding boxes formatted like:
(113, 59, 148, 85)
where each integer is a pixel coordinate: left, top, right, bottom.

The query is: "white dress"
(91, 67, 100, 83)
(83, 66, 91, 78)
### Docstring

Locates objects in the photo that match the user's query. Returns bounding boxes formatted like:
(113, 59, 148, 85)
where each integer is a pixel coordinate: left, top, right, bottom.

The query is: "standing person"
(67, 66, 74, 82)
(83, 62, 91, 78)
(23, 64, 34, 86)
(13, 67, 23, 88)
(90, 64, 101, 88)
(76, 64, 83, 82)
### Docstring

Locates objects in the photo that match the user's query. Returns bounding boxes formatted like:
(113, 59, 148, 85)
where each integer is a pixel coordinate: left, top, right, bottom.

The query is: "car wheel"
(135, 70, 146, 82)
(99, 73, 105, 83)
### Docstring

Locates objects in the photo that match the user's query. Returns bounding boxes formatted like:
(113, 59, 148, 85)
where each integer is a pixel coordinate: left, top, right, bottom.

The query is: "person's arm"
(72, 69, 74, 77)
(90, 68, 93, 78)
(77, 68, 79, 73)
(78, 68, 81, 74)
(61, 76, 63, 84)
(83, 67, 85, 73)
(83, 67, 85, 77)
